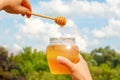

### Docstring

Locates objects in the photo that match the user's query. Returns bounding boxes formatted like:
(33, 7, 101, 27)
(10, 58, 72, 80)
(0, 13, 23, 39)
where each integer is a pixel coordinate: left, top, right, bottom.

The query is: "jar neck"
(50, 37, 75, 45)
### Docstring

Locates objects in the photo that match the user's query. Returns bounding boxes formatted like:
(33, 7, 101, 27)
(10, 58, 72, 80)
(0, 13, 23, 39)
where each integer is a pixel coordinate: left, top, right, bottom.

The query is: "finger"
(57, 56, 75, 71)
(16, 6, 30, 15)
(21, 0, 32, 11)
(21, 13, 25, 16)
(26, 12, 31, 18)
(78, 54, 83, 59)
(21, 0, 32, 18)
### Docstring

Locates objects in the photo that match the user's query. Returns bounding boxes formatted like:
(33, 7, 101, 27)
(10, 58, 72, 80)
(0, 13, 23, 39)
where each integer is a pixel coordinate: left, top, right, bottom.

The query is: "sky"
(0, 0, 120, 54)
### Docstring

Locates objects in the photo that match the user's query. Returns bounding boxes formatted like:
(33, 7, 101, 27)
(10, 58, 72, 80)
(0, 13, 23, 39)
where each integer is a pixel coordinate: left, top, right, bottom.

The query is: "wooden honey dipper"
(31, 13, 66, 26)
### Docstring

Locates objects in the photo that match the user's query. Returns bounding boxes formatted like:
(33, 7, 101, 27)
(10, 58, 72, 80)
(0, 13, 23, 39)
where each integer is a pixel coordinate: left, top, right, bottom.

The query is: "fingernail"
(26, 11, 32, 18)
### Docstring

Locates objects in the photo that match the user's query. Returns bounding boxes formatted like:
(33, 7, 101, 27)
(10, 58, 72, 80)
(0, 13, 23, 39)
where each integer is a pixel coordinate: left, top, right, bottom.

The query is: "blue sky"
(0, 0, 120, 54)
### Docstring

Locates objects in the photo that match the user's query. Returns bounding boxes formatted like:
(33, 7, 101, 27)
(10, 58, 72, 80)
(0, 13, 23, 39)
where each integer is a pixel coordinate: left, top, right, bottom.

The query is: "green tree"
(13, 47, 71, 80)
(90, 46, 118, 67)
(0, 47, 26, 80)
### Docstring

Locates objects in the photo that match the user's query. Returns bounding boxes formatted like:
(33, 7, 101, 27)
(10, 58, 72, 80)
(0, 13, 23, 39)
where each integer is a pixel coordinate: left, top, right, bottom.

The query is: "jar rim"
(50, 37, 75, 40)
(50, 37, 75, 45)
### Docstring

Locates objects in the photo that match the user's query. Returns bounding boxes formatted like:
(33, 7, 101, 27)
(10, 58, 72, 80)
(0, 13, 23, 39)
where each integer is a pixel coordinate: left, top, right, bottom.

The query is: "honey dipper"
(31, 13, 66, 26)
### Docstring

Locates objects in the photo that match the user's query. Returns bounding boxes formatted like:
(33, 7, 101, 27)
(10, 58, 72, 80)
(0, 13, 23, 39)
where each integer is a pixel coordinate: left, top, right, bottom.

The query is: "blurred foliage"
(0, 46, 120, 80)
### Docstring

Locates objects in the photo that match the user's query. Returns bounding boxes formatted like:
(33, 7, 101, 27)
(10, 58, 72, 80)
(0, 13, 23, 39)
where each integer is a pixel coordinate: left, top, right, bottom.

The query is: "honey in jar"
(46, 37, 79, 74)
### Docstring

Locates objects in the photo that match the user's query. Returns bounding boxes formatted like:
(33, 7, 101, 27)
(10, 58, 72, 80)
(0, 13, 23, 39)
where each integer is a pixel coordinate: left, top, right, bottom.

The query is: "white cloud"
(90, 39, 100, 46)
(2, 0, 120, 53)
(15, 34, 22, 40)
(20, 18, 61, 38)
(37, 0, 70, 16)
(16, 0, 120, 52)
(92, 18, 120, 38)
(9, 44, 22, 55)
(32, 0, 120, 52)
(35, 0, 120, 19)
(106, 0, 120, 18)
(2, 45, 8, 48)
(92, 29, 106, 38)
(17, 17, 87, 51)
(4, 29, 9, 35)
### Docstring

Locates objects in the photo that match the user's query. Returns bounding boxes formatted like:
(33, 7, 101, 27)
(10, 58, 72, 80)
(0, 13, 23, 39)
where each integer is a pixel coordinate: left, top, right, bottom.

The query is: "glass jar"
(46, 37, 79, 74)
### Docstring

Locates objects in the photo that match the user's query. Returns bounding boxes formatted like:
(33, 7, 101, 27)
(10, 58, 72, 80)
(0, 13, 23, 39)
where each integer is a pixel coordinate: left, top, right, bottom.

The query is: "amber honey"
(46, 38, 79, 74)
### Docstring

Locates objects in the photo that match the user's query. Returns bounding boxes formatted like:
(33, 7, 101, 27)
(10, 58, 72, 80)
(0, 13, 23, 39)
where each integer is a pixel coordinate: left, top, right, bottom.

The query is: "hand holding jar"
(57, 54, 92, 80)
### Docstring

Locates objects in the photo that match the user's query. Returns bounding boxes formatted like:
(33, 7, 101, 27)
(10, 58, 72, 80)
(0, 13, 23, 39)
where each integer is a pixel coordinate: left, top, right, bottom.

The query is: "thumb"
(57, 56, 75, 71)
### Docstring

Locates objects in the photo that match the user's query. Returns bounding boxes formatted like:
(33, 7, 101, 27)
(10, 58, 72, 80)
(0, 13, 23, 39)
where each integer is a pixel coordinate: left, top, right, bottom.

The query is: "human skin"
(0, 0, 32, 18)
(57, 54, 92, 80)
